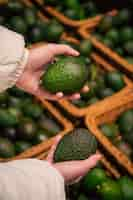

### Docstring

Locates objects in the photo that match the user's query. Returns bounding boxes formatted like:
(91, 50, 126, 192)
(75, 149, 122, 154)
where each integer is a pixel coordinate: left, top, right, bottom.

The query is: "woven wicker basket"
(85, 88, 133, 175)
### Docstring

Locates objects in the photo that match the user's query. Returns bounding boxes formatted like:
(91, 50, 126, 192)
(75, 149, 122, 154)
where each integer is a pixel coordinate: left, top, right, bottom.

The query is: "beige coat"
(0, 26, 65, 200)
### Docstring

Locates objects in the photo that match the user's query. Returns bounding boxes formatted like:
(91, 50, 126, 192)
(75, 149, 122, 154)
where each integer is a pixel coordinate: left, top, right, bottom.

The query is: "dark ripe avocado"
(6, 1, 24, 14)
(17, 118, 37, 140)
(118, 109, 133, 134)
(123, 131, 133, 147)
(15, 141, 32, 154)
(9, 16, 27, 35)
(0, 108, 18, 127)
(115, 48, 124, 56)
(112, 9, 131, 26)
(119, 176, 133, 200)
(42, 57, 88, 94)
(0, 92, 8, 105)
(8, 96, 22, 108)
(24, 7, 37, 27)
(99, 15, 113, 33)
(78, 194, 88, 200)
(87, 97, 99, 105)
(79, 40, 93, 56)
(39, 115, 61, 136)
(120, 27, 133, 42)
(100, 123, 119, 141)
(115, 141, 132, 158)
(124, 41, 133, 56)
(43, 20, 64, 42)
(105, 71, 125, 91)
(71, 99, 87, 108)
(97, 88, 114, 99)
(8, 87, 28, 98)
(22, 102, 43, 119)
(106, 29, 119, 44)
(102, 38, 114, 49)
(0, 137, 15, 158)
(29, 25, 44, 43)
(54, 128, 97, 162)
(33, 129, 48, 144)
(3, 127, 17, 141)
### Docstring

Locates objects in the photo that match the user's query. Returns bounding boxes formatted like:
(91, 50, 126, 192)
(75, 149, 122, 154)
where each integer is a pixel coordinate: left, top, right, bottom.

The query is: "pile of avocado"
(100, 108, 133, 160)
(67, 167, 133, 200)
(0, 0, 64, 44)
(0, 87, 61, 158)
(95, 8, 133, 64)
(44, 0, 100, 20)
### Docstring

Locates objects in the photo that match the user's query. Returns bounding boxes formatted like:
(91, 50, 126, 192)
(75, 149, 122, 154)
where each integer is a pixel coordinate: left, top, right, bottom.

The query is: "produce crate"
(85, 88, 133, 176)
(78, 17, 133, 78)
(32, 0, 117, 28)
(55, 35, 132, 117)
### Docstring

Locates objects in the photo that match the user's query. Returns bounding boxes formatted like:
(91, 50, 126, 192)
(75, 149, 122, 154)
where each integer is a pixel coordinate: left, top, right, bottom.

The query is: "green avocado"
(124, 41, 133, 56)
(105, 71, 125, 91)
(42, 57, 88, 94)
(118, 109, 133, 134)
(24, 7, 37, 27)
(100, 123, 119, 141)
(54, 128, 97, 162)
(15, 141, 32, 154)
(119, 176, 133, 200)
(79, 40, 93, 56)
(0, 137, 15, 158)
(9, 16, 27, 35)
(120, 27, 133, 42)
(0, 108, 19, 127)
(97, 88, 114, 99)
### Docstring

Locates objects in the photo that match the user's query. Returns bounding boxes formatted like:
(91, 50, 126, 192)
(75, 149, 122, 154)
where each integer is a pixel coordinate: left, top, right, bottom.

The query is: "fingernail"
(75, 51, 80, 56)
(74, 94, 80, 99)
(56, 92, 63, 98)
(83, 86, 89, 93)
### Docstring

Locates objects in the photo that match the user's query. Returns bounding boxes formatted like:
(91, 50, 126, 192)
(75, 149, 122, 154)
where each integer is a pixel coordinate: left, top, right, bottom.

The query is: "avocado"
(3, 127, 17, 141)
(24, 7, 37, 27)
(33, 129, 48, 144)
(100, 123, 119, 141)
(126, 57, 133, 64)
(112, 9, 131, 26)
(15, 141, 32, 154)
(42, 57, 88, 94)
(120, 27, 133, 42)
(0, 108, 19, 127)
(119, 176, 133, 200)
(39, 115, 61, 136)
(102, 38, 114, 49)
(97, 88, 114, 99)
(43, 20, 64, 42)
(29, 25, 45, 43)
(0, 137, 15, 158)
(54, 128, 97, 162)
(17, 118, 37, 140)
(115, 141, 132, 158)
(71, 99, 87, 107)
(106, 29, 119, 45)
(0, 92, 8, 105)
(6, 1, 24, 14)
(87, 97, 99, 105)
(78, 194, 88, 200)
(9, 16, 27, 34)
(79, 40, 93, 56)
(124, 41, 133, 56)
(123, 131, 133, 147)
(99, 15, 113, 33)
(105, 71, 125, 91)
(22, 101, 43, 119)
(118, 109, 133, 134)
(115, 48, 124, 56)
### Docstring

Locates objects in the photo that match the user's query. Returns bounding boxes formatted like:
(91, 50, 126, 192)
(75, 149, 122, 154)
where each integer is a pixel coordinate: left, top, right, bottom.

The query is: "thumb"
(54, 154, 101, 183)
(46, 135, 62, 163)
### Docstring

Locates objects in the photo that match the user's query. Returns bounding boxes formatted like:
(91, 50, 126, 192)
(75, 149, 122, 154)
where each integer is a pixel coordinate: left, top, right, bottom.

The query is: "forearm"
(0, 159, 65, 200)
(0, 26, 28, 92)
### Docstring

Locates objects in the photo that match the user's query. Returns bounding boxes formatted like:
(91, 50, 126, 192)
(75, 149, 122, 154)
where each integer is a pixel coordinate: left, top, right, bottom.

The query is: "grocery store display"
(100, 108, 133, 160)
(0, 88, 62, 158)
(67, 166, 133, 200)
(42, 56, 88, 94)
(0, 0, 64, 44)
(0, 0, 133, 199)
(94, 8, 133, 64)
(54, 128, 97, 162)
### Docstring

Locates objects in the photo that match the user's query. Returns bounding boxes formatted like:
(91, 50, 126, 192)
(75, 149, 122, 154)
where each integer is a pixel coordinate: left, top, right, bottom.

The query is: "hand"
(46, 136, 101, 184)
(16, 43, 89, 101)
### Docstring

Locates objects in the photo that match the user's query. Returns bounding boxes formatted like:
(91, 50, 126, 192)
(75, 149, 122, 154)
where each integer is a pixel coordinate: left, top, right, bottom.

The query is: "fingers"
(47, 44, 80, 57)
(57, 92, 81, 101)
(54, 154, 101, 183)
(46, 135, 62, 163)
(36, 88, 62, 101)
(81, 85, 90, 93)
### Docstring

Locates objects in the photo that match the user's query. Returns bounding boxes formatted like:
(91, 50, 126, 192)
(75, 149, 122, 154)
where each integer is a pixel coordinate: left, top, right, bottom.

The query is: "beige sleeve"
(0, 26, 29, 92)
(0, 159, 66, 200)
